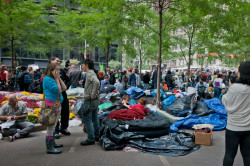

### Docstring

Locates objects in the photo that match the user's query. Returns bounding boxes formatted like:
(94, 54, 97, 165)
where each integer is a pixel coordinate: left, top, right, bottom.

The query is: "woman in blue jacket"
(43, 63, 67, 154)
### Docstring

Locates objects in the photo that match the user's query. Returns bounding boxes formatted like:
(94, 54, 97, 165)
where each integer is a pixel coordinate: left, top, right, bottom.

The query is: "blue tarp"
(128, 99, 137, 105)
(151, 89, 167, 99)
(170, 98, 227, 132)
(163, 95, 175, 108)
(125, 86, 145, 99)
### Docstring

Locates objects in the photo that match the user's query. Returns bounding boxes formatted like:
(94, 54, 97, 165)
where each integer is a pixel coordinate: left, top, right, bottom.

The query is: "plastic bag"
(151, 89, 167, 99)
(164, 94, 196, 115)
(98, 103, 113, 111)
(72, 99, 84, 114)
(163, 95, 175, 108)
(186, 87, 196, 96)
(66, 87, 84, 97)
(193, 101, 215, 117)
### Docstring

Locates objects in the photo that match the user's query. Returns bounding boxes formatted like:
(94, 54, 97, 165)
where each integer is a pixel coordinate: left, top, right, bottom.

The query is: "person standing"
(43, 63, 67, 154)
(121, 71, 128, 90)
(128, 69, 136, 87)
(213, 74, 224, 98)
(222, 61, 250, 166)
(152, 67, 158, 89)
(0, 65, 9, 90)
(68, 65, 83, 89)
(49, 57, 71, 138)
(165, 71, 173, 90)
(142, 71, 150, 90)
(80, 59, 100, 146)
(135, 70, 140, 87)
(9, 70, 18, 92)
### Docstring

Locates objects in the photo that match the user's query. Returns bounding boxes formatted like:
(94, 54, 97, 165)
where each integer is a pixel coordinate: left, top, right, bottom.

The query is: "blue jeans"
(154, 83, 157, 89)
(213, 87, 221, 99)
(82, 99, 100, 140)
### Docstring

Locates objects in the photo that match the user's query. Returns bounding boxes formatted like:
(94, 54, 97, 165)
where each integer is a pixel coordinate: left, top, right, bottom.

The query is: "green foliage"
(108, 60, 121, 69)
(61, 58, 80, 66)
(0, 0, 57, 58)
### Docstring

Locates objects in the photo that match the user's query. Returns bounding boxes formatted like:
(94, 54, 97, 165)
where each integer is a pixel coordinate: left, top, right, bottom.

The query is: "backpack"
(24, 74, 33, 85)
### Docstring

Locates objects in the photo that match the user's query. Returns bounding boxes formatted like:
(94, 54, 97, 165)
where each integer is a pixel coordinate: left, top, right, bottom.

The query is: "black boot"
(53, 138, 63, 148)
(46, 137, 62, 154)
(80, 139, 95, 146)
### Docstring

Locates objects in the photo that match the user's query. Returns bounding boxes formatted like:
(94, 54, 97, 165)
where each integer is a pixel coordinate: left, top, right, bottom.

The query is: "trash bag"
(163, 94, 196, 116)
(72, 99, 84, 114)
(126, 86, 145, 99)
(127, 132, 200, 157)
(98, 103, 113, 111)
(163, 95, 175, 108)
(193, 101, 215, 117)
(103, 85, 116, 93)
(186, 87, 196, 96)
(66, 87, 84, 97)
(105, 92, 121, 103)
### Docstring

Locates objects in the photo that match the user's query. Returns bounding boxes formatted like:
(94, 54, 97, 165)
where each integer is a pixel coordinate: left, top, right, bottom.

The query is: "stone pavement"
(0, 126, 244, 166)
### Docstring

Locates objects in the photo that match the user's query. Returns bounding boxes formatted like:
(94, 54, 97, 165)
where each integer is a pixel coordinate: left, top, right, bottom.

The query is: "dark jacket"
(152, 70, 159, 84)
(165, 74, 173, 87)
(109, 72, 116, 85)
(143, 74, 150, 84)
(128, 73, 136, 86)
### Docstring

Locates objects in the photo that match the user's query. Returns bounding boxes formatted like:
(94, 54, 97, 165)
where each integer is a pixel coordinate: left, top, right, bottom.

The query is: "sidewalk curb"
(30, 124, 47, 133)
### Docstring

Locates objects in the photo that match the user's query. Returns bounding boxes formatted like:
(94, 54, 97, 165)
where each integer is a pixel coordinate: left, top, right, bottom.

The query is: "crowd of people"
(0, 58, 249, 166)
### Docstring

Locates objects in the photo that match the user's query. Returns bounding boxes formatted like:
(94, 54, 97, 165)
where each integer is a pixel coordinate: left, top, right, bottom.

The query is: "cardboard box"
(195, 131, 212, 146)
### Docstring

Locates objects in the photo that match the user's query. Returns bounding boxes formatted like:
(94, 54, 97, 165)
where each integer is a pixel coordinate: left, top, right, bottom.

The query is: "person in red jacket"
(126, 97, 149, 113)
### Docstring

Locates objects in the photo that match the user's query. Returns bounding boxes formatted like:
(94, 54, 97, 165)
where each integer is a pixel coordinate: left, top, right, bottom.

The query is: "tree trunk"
(11, 35, 14, 68)
(156, 1, 163, 108)
(106, 43, 110, 68)
(139, 49, 142, 75)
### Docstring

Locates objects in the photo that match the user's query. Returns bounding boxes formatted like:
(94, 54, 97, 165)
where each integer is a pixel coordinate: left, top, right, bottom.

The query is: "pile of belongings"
(125, 86, 145, 99)
(66, 87, 84, 97)
(100, 112, 200, 156)
(163, 94, 215, 117)
(170, 98, 227, 132)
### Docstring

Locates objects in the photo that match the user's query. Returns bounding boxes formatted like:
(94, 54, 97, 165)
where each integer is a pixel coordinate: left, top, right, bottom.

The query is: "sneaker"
(60, 129, 71, 136)
(54, 133, 60, 139)
(8, 136, 14, 142)
(0, 133, 3, 140)
(80, 139, 95, 146)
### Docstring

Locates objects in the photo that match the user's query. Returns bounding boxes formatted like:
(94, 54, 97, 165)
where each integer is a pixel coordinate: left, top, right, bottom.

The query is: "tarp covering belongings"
(163, 95, 175, 108)
(127, 132, 200, 157)
(125, 86, 145, 99)
(151, 89, 167, 99)
(170, 98, 227, 132)
(163, 94, 196, 117)
(100, 113, 199, 156)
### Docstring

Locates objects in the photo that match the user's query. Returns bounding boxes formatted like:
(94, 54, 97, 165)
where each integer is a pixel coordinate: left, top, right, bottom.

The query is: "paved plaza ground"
(0, 126, 244, 166)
